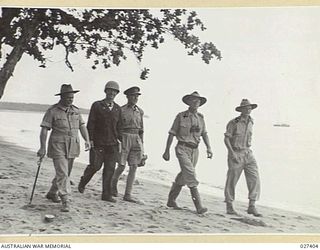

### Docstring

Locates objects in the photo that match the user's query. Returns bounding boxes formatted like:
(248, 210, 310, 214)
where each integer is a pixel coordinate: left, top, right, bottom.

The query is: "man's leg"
(111, 164, 125, 197)
(52, 156, 70, 212)
(112, 134, 130, 196)
(224, 155, 243, 214)
(46, 177, 60, 203)
(244, 152, 262, 217)
(102, 145, 118, 202)
(123, 165, 138, 202)
(78, 148, 103, 193)
(167, 172, 184, 209)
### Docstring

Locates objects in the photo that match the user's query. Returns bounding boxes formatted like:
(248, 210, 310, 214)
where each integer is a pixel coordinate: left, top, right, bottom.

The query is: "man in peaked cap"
(224, 99, 262, 217)
(111, 86, 146, 203)
(37, 84, 91, 212)
(78, 81, 122, 203)
(162, 91, 213, 214)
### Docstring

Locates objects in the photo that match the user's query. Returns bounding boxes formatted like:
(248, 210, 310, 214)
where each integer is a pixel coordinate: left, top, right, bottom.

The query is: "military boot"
(247, 205, 262, 217)
(46, 192, 61, 203)
(226, 202, 238, 215)
(60, 195, 70, 212)
(190, 187, 208, 214)
(167, 182, 183, 209)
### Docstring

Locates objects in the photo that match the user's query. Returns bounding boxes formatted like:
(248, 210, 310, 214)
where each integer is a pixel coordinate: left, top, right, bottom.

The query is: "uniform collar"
(102, 100, 114, 108)
(237, 115, 254, 123)
(57, 102, 75, 112)
(183, 110, 198, 118)
(126, 103, 138, 111)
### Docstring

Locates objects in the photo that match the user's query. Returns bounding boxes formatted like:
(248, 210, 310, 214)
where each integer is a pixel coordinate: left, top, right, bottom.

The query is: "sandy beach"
(0, 138, 320, 240)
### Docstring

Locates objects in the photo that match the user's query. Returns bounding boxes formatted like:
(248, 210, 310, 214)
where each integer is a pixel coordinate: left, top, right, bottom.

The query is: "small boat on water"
(273, 123, 290, 127)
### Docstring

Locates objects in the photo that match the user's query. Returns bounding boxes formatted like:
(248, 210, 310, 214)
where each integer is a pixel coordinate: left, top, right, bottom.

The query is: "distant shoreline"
(0, 101, 89, 114)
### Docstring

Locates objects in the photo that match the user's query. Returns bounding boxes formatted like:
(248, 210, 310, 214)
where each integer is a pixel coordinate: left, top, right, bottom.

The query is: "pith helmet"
(235, 99, 258, 112)
(182, 91, 207, 106)
(55, 84, 79, 96)
(104, 81, 120, 93)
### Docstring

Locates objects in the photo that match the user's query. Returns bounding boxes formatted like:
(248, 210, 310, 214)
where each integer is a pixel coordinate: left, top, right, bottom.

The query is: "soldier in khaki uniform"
(111, 86, 145, 203)
(37, 84, 91, 212)
(162, 91, 213, 214)
(224, 99, 262, 217)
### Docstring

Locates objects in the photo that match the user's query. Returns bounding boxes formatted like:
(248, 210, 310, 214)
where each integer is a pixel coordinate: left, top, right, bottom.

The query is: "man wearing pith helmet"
(37, 84, 91, 212)
(111, 86, 146, 203)
(224, 99, 262, 217)
(162, 91, 213, 214)
(78, 81, 122, 203)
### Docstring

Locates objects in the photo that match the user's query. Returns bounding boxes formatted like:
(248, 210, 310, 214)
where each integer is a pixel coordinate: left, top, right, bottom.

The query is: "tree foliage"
(0, 8, 221, 98)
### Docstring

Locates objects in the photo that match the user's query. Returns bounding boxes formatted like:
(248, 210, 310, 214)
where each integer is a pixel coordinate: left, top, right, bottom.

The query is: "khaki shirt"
(225, 116, 254, 150)
(120, 104, 144, 133)
(169, 110, 207, 146)
(41, 103, 85, 158)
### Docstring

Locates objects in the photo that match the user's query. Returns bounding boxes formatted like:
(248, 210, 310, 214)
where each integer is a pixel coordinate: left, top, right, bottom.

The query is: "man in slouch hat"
(78, 81, 122, 203)
(111, 86, 146, 203)
(162, 91, 213, 214)
(224, 99, 262, 217)
(37, 84, 91, 212)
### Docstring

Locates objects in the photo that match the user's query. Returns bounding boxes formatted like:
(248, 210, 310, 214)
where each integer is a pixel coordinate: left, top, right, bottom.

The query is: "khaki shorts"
(119, 133, 143, 166)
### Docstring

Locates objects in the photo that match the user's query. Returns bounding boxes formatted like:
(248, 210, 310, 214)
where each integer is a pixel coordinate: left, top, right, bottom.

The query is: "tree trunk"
(0, 21, 39, 100)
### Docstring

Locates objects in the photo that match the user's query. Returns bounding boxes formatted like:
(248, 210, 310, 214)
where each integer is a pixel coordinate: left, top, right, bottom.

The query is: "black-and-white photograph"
(0, 4, 320, 236)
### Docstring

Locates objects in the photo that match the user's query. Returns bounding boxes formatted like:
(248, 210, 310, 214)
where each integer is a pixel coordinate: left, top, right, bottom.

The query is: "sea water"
(0, 109, 319, 217)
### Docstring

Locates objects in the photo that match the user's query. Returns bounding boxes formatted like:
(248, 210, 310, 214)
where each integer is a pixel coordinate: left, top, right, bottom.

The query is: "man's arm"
(202, 133, 213, 159)
(87, 103, 96, 147)
(80, 124, 91, 151)
(162, 133, 174, 161)
(224, 135, 239, 162)
(37, 127, 49, 159)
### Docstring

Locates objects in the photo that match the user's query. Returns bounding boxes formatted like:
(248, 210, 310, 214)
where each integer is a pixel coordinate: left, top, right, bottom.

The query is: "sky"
(1, 6, 320, 215)
(2, 6, 320, 129)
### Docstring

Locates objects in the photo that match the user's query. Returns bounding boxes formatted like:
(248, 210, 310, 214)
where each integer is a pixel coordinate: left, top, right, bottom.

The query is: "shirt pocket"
(70, 113, 80, 129)
(53, 116, 68, 129)
(179, 121, 189, 136)
(232, 132, 243, 147)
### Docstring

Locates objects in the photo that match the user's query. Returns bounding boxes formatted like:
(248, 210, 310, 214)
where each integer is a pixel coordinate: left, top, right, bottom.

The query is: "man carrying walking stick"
(37, 84, 91, 212)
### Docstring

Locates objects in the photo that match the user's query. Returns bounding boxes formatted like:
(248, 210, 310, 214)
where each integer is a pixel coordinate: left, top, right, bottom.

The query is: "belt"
(51, 131, 76, 137)
(233, 148, 251, 153)
(177, 141, 198, 149)
(122, 128, 140, 134)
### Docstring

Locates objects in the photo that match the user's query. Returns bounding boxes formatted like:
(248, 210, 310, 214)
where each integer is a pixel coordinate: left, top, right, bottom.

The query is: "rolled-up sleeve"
(224, 120, 234, 138)
(169, 115, 180, 136)
(40, 109, 53, 130)
(79, 113, 85, 127)
(201, 117, 208, 136)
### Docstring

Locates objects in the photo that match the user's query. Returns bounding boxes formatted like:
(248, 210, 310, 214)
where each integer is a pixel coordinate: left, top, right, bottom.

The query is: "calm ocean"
(0, 109, 319, 217)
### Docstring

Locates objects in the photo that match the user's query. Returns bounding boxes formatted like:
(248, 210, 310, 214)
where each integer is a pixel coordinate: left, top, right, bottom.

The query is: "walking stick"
(29, 157, 43, 204)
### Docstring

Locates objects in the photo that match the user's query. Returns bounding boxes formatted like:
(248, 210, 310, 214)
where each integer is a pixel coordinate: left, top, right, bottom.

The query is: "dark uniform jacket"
(87, 100, 121, 146)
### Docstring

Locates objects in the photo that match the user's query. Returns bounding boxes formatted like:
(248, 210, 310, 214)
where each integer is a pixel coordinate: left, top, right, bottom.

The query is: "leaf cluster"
(0, 8, 221, 79)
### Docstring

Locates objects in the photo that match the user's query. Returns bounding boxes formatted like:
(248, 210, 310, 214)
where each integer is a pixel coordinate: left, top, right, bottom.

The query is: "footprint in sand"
(147, 225, 159, 229)
(181, 225, 192, 230)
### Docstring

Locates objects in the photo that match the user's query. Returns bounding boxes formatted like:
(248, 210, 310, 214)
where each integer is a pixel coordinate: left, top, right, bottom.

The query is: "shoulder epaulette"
(181, 111, 189, 118)
(234, 116, 241, 123)
(71, 104, 79, 110)
(136, 105, 144, 113)
(197, 112, 204, 118)
(48, 103, 59, 110)
(249, 116, 254, 124)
